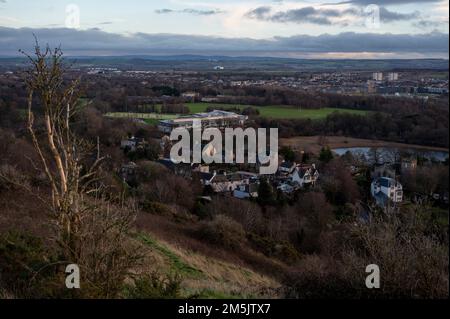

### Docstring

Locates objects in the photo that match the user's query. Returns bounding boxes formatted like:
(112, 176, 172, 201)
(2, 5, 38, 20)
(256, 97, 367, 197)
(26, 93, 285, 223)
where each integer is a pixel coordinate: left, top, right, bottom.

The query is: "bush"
(0, 231, 66, 298)
(284, 256, 359, 299)
(142, 201, 173, 216)
(198, 215, 246, 249)
(194, 201, 211, 220)
(247, 233, 301, 264)
(280, 146, 296, 162)
(319, 146, 334, 163)
(124, 273, 182, 299)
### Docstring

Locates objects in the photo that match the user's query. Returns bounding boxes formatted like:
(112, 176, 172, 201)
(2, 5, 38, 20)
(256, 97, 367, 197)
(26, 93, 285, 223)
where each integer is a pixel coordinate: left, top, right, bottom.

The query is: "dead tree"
(22, 42, 141, 297)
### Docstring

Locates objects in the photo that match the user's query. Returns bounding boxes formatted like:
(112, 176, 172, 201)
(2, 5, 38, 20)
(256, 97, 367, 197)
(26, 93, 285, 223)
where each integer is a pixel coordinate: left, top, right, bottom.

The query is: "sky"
(0, 0, 448, 58)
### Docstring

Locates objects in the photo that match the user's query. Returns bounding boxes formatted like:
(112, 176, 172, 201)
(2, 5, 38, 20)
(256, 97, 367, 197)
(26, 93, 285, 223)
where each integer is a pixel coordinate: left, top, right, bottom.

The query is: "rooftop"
(160, 110, 247, 126)
(375, 177, 401, 188)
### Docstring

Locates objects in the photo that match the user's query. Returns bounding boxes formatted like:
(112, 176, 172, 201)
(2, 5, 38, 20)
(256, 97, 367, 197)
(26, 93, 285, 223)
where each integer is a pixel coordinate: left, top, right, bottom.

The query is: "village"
(119, 130, 320, 202)
(117, 109, 449, 210)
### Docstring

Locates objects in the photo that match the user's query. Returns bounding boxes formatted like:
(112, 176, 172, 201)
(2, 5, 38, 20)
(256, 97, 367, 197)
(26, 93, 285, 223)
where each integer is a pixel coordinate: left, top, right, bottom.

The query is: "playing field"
(185, 103, 369, 120)
(105, 103, 369, 123)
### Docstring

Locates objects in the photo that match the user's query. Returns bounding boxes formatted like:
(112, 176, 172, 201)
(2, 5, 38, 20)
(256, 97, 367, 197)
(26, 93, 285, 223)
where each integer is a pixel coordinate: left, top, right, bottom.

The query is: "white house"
(290, 164, 319, 188)
(371, 177, 403, 206)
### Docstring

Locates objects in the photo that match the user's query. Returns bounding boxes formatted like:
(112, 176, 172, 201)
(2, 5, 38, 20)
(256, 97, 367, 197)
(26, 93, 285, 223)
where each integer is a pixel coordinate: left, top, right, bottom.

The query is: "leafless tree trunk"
(20, 41, 142, 297)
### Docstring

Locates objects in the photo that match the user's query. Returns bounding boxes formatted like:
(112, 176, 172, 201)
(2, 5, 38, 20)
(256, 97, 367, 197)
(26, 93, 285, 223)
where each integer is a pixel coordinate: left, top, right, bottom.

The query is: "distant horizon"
(0, 53, 449, 61)
(0, 28, 448, 59)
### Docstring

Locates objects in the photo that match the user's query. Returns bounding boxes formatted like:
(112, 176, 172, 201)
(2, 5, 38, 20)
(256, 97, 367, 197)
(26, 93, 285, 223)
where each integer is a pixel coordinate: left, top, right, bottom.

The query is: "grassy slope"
(135, 233, 281, 299)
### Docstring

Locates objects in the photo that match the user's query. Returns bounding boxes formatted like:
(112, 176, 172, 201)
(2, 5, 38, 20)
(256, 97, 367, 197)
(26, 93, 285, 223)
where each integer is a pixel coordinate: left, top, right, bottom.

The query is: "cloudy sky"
(0, 0, 448, 58)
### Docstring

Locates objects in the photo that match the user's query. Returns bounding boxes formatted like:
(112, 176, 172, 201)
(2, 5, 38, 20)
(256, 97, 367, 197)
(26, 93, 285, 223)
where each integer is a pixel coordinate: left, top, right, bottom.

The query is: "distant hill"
(0, 55, 448, 72)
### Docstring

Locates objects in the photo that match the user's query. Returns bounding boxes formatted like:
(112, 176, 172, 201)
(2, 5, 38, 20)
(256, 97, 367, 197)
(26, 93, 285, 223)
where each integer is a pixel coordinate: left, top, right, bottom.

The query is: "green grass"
(185, 103, 369, 119)
(137, 233, 204, 279)
(105, 103, 369, 123)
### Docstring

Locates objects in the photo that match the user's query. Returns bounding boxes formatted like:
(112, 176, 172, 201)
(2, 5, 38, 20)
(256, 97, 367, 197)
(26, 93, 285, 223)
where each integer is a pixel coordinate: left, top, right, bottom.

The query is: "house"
(290, 164, 319, 188)
(401, 158, 418, 173)
(371, 177, 403, 207)
(277, 182, 296, 194)
(234, 183, 259, 199)
(157, 158, 193, 178)
(200, 172, 249, 193)
(182, 91, 200, 102)
(120, 137, 145, 152)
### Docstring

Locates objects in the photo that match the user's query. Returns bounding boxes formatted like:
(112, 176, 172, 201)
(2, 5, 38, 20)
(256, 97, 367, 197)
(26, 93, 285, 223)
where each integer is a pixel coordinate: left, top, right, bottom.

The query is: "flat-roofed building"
(158, 110, 247, 133)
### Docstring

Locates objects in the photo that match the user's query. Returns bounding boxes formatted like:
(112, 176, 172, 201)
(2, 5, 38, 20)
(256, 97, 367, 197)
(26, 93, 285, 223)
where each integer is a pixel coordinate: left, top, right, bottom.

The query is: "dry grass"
(133, 230, 282, 299)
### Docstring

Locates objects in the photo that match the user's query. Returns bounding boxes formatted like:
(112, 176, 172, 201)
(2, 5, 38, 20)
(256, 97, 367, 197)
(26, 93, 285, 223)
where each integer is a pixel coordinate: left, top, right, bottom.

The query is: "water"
(333, 147, 449, 163)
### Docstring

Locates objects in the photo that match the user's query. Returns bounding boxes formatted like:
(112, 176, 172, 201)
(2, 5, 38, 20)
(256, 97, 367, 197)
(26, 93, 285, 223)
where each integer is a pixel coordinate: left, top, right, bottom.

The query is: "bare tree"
(21, 41, 142, 297)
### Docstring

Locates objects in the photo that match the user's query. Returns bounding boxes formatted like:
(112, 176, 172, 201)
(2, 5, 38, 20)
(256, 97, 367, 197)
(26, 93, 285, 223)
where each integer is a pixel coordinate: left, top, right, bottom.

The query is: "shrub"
(247, 233, 301, 264)
(142, 201, 173, 216)
(0, 231, 66, 298)
(193, 201, 211, 220)
(319, 146, 334, 163)
(198, 215, 246, 249)
(124, 272, 182, 299)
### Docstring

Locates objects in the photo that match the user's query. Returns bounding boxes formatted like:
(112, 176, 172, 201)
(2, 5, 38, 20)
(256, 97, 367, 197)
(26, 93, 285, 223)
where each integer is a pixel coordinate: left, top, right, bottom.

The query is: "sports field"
(186, 103, 369, 119)
(105, 103, 369, 123)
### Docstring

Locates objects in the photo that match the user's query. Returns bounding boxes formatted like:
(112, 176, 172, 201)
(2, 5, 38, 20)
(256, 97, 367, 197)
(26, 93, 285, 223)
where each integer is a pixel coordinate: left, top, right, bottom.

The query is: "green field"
(105, 103, 369, 123)
(185, 103, 369, 119)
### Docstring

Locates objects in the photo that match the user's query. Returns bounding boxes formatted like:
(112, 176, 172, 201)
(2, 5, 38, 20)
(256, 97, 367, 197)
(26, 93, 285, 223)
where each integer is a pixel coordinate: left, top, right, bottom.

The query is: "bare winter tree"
(21, 41, 142, 297)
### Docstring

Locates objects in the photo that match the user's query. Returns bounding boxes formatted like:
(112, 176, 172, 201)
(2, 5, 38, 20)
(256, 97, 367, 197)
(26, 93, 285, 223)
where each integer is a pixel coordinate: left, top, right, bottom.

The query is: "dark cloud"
(379, 7, 420, 22)
(245, 6, 272, 20)
(155, 8, 224, 15)
(246, 6, 362, 25)
(0, 27, 447, 57)
(245, 6, 419, 25)
(413, 20, 448, 28)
